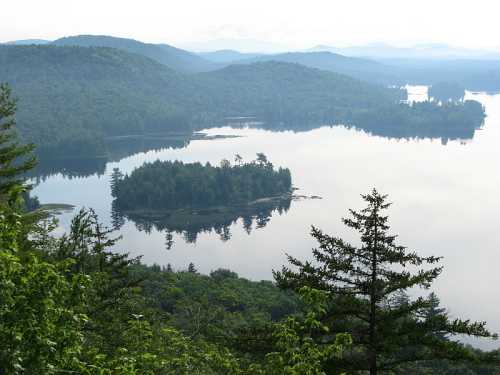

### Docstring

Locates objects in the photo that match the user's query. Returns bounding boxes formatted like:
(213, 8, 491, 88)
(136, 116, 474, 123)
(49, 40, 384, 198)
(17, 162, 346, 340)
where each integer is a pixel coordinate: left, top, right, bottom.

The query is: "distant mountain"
(180, 38, 290, 53)
(4, 39, 50, 45)
(235, 51, 398, 85)
(198, 49, 263, 64)
(308, 42, 500, 60)
(52, 35, 220, 73)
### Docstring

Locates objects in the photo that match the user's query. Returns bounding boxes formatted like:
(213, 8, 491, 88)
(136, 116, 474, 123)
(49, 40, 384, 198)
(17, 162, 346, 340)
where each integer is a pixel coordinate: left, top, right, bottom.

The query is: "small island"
(111, 154, 292, 212)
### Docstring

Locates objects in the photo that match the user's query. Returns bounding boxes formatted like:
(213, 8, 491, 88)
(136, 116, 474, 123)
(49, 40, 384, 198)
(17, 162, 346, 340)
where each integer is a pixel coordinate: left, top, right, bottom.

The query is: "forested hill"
(0, 45, 198, 155)
(196, 61, 405, 123)
(52, 35, 220, 73)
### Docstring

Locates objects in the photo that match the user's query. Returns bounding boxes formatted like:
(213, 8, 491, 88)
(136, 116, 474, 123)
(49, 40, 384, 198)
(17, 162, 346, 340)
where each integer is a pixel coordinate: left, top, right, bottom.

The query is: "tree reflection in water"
(111, 196, 292, 249)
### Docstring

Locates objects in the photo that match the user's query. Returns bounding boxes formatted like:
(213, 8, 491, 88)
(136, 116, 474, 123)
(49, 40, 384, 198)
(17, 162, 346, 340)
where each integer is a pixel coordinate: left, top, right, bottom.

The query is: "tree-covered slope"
(53, 35, 220, 73)
(196, 61, 406, 123)
(0, 45, 197, 155)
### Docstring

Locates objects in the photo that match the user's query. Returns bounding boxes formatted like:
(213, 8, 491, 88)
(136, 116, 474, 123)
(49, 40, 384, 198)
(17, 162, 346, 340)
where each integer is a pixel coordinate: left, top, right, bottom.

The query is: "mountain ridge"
(52, 35, 221, 73)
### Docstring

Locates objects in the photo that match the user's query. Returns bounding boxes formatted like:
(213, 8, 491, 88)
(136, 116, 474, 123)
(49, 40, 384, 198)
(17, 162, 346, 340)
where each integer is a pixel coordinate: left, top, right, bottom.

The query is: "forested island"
(1, 85, 500, 373)
(352, 99, 485, 140)
(111, 154, 292, 211)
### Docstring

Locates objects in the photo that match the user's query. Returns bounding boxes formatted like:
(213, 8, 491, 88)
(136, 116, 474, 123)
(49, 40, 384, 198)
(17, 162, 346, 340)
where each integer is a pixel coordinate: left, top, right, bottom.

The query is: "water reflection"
(111, 196, 292, 249)
(30, 156, 107, 182)
(31, 134, 217, 179)
(236, 121, 479, 145)
(32, 118, 478, 182)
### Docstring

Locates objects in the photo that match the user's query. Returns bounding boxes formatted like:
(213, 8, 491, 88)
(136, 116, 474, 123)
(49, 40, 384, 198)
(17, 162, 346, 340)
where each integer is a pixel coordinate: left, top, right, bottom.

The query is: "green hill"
(196, 61, 404, 123)
(0, 44, 196, 155)
(52, 35, 220, 73)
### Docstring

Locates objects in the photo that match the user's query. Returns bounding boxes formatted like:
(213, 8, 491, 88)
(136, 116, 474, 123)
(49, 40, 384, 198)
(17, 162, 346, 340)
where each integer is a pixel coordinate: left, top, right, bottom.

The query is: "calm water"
(33, 88, 500, 348)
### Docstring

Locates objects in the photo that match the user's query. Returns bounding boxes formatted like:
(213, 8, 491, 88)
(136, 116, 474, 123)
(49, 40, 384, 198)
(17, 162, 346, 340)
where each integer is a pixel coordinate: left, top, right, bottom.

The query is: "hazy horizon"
(6, 36, 500, 55)
(3, 0, 500, 52)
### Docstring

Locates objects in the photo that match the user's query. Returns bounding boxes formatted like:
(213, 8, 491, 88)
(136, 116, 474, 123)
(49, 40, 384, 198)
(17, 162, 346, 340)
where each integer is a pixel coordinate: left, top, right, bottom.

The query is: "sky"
(2, 0, 500, 51)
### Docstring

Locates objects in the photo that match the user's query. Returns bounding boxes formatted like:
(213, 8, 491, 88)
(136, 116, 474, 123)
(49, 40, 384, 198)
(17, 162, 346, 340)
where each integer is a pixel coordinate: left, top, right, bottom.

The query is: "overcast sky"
(2, 0, 500, 51)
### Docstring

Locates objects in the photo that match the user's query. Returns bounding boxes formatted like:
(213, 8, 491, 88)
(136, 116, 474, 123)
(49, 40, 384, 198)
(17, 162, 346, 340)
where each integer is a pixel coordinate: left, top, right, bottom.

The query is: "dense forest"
(1, 86, 500, 373)
(0, 42, 487, 157)
(0, 45, 196, 156)
(194, 61, 406, 124)
(111, 154, 292, 211)
(351, 99, 485, 139)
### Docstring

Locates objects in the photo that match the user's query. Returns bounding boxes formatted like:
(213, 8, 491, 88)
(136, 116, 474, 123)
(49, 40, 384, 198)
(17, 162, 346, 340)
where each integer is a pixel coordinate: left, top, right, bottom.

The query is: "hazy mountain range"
(307, 42, 500, 60)
(5, 36, 500, 60)
(3, 35, 500, 91)
(4, 39, 51, 45)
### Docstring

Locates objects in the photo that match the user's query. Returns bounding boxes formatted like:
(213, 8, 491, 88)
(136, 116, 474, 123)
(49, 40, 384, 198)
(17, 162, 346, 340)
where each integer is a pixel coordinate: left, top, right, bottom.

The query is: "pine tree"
(274, 189, 495, 374)
(188, 262, 197, 273)
(0, 84, 36, 201)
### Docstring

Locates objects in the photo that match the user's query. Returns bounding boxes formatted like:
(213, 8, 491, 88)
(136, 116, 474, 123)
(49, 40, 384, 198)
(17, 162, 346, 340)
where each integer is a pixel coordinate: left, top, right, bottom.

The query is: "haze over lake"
(32, 87, 500, 348)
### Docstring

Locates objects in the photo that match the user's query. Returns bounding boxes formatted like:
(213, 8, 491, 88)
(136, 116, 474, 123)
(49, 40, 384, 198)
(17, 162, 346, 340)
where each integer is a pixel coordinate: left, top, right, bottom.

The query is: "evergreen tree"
(274, 189, 495, 374)
(188, 262, 198, 273)
(0, 84, 36, 200)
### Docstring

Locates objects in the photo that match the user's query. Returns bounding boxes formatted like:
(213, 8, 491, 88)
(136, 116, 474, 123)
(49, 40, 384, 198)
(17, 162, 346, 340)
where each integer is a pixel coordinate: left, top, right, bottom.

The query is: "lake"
(32, 87, 500, 348)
